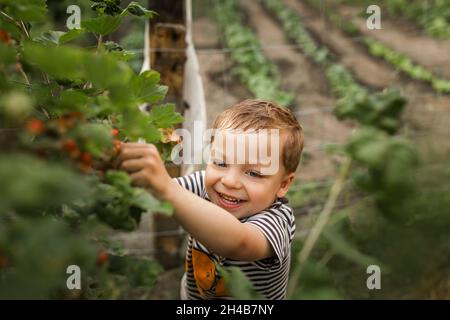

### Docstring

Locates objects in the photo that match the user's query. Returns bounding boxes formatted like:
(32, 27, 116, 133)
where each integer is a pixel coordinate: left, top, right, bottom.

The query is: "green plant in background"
(262, 0, 376, 121)
(333, 0, 450, 38)
(0, 0, 183, 298)
(288, 93, 449, 299)
(305, 0, 450, 94)
(262, 0, 407, 133)
(214, 0, 294, 107)
(262, 0, 449, 299)
(364, 37, 450, 93)
(384, 0, 450, 38)
(262, 0, 329, 64)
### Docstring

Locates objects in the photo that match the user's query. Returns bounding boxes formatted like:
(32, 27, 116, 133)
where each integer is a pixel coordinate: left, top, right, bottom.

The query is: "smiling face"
(204, 130, 295, 219)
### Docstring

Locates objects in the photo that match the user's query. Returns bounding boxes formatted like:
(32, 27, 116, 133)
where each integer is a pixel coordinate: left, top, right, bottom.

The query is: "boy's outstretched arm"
(117, 142, 275, 261)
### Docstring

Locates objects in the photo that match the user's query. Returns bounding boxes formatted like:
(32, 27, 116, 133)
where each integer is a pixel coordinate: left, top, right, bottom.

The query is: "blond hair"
(212, 99, 304, 173)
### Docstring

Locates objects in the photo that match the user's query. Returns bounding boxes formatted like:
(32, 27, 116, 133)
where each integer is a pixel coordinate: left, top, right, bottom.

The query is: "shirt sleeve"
(244, 206, 295, 270)
(173, 170, 205, 198)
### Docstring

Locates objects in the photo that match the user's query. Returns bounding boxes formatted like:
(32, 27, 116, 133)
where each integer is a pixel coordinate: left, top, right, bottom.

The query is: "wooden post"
(150, 23, 187, 113)
(148, 0, 187, 269)
(148, 0, 185, 26)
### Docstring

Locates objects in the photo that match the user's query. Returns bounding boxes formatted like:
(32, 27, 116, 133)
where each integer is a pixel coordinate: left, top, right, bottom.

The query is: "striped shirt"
(174, 171, 296, 300)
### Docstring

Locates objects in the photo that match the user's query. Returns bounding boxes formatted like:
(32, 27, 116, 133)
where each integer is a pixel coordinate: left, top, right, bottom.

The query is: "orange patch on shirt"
(191, 248, 229, 297)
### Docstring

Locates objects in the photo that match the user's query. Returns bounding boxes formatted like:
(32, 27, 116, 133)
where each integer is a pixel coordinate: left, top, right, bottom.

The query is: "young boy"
(118, 99, 304, 299)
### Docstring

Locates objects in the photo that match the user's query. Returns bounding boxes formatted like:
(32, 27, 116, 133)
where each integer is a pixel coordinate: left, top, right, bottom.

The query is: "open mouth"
(216, 191, 247, 208)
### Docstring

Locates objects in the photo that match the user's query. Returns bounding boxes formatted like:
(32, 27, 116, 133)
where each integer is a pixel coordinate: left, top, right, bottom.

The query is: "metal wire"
(125, 39, 366, 55)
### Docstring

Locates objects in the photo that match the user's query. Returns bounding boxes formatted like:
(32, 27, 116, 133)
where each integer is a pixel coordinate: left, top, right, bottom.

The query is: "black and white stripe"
(174, 171, 296, 300)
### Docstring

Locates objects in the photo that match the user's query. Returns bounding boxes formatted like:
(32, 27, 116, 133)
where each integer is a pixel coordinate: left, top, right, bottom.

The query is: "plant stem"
(97, 34, 103, 50)
(0, 10, 15, 23)
(318, 249, 335, 267)
(19, 20, 30, 38)
(287, 156, 352, 298)
(15, 19, 51, 86)
(16, 62, 31, 86)
(2, 18, 32, 87)
(81, 34, 103, 90)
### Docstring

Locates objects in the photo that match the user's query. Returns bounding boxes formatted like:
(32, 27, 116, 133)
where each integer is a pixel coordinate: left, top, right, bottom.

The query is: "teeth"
(220, 193, 241, 204)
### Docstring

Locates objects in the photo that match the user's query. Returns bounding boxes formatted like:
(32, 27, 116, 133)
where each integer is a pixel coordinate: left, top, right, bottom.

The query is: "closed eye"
(246, 170, 262, 178)
(213, 160, 226, 168)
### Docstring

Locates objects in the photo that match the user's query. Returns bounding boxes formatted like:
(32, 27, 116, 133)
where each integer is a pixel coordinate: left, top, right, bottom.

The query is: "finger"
(122, 142, 158, 150)
(114, 148, 142, 169)
(116, 146, 153, 166)
(129, 170, 150, 188)
(121, 142, 146, 149)
(120, 158, 153, 173)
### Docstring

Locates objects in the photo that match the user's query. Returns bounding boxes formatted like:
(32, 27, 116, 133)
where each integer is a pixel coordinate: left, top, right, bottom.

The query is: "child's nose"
(221, 168, 243, 189)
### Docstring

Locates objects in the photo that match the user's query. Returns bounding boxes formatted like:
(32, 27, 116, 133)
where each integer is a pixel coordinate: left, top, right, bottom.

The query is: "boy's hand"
(117, 142, 173, 200)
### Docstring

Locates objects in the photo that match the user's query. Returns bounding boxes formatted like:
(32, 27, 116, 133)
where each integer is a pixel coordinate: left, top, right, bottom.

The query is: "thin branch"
(19, 20, 30, 38)
(0, 10, 15, 23)
(287, 157, 352, 298)
(97, 34, 103, 50)
(318, 250, 335, 267)
(81, 34, 103, 90)
(16, 62, 31, 86)
(17, 19, 51, 85)
(0, 13, 35, 87)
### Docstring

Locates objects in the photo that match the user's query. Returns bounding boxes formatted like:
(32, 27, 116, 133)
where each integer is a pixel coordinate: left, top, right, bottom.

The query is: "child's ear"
(276, 172, 295, 198)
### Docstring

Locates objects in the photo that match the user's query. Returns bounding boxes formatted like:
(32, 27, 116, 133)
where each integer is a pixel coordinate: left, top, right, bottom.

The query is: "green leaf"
(34, 31, 66, 46)
(60, 90, 89, 108)
(126, 257, 163, 287)
(0, 42, 16, 65)
(131, 188, 173, 216)
(218, 266, 263, 299)
(119, 113, 162, 143)
(0, 154, 91, 214)
(0, 217, 97, 299)
(149, 104, 184, 128)
(25, 42, 135, 94)
(108, 50, 135, 62)
(103, 41, 135, 61)
(131, 188, 158, 211)
(432, 78, 450, 93)
(122, 2, 156, 18)
(130, 70, 167, 104)
(59, 29, 87, 44)
(94, 171, 148, 231)
(82, 53, 133, 93)
(82, 15, 122, 36)
(141, 123, 164, 143)
(74, 123, 113, 157)
(23, 42, 85, 80)
(1, 0, 47, 22)
(105, 170, 132, 192)
(103, 41, 123, 52)
(158, 201, 174, 216)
